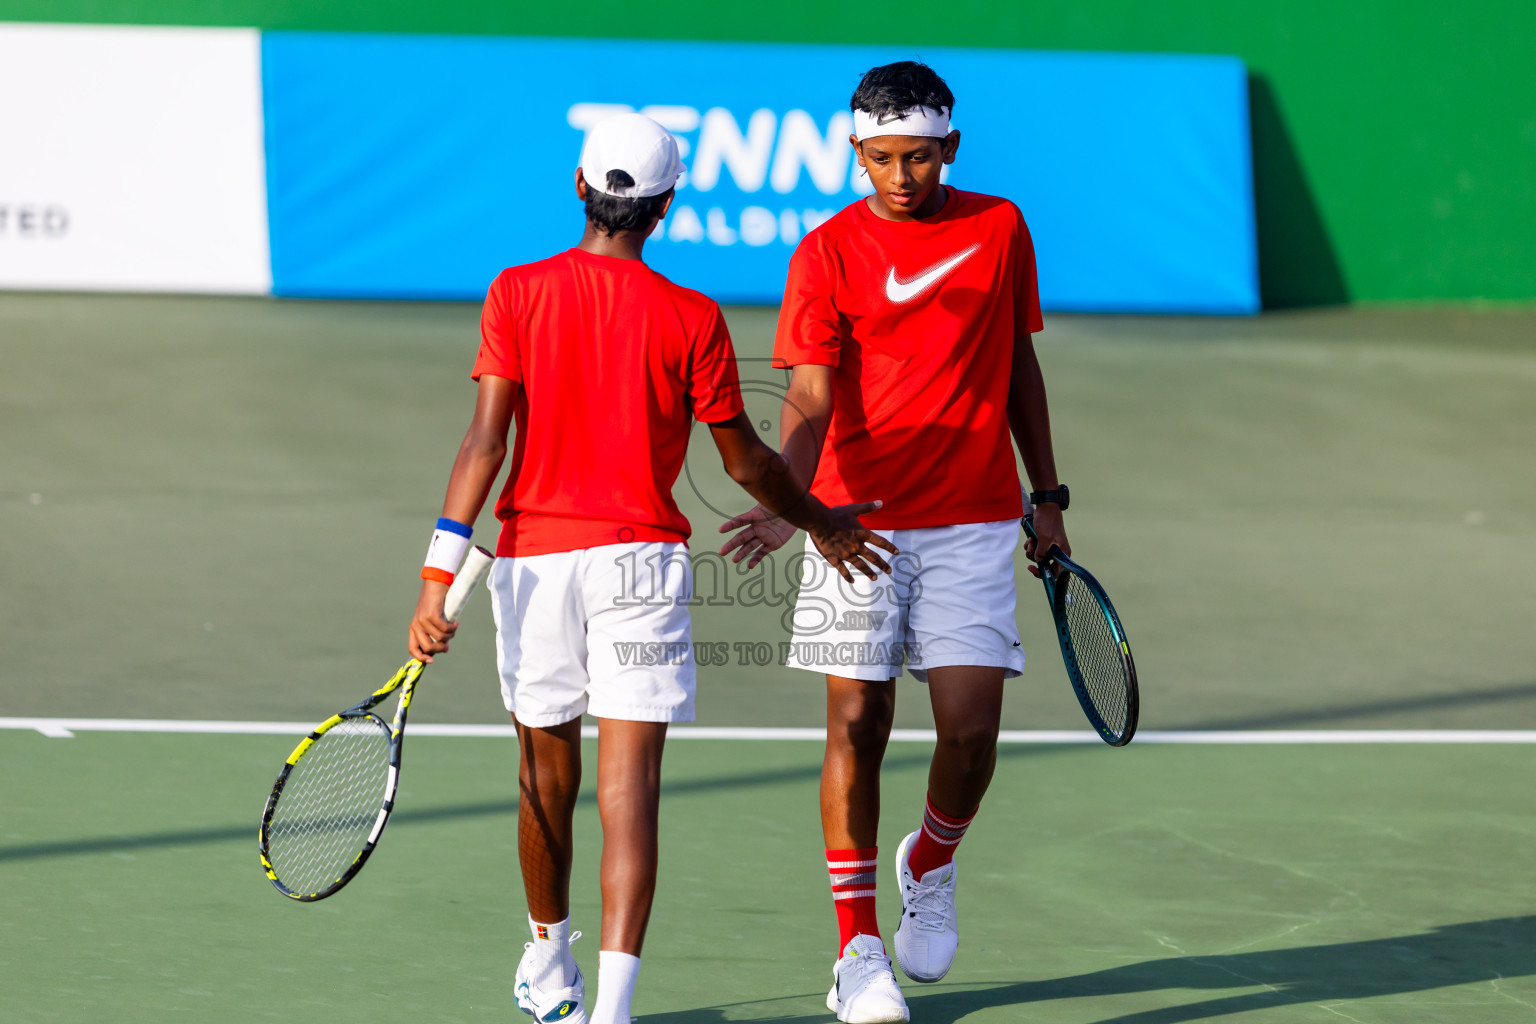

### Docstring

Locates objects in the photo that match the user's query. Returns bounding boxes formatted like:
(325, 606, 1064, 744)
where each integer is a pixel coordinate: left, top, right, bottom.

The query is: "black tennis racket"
(1023, 517, 1138, 746)
(258, 545, 496, 901)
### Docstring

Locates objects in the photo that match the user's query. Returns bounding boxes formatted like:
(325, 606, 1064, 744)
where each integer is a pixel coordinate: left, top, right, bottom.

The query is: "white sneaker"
(515, 931, 588, 1024)
(826, 933, 910, 1023)
(893, 830, 960, 983)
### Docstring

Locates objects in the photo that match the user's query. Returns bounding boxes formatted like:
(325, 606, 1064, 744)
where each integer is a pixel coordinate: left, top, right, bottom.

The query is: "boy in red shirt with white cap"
(721, 62, 1071, 1023)
(409, 112, 895, 1024)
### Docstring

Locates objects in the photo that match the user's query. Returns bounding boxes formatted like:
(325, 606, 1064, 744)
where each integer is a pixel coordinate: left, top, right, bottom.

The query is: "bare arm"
(708, 409, 893, 581)
(779, 363, 834, 491)
(718, 363, 835, 566)
(408, 374, 518, 662)
(1007, 334, 1070, 563)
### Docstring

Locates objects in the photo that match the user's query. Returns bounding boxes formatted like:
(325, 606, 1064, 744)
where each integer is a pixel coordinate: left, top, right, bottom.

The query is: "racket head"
(257, 545, 492, 900)
(258, 706, 402, 901)
(1044, 553, 1139, 746)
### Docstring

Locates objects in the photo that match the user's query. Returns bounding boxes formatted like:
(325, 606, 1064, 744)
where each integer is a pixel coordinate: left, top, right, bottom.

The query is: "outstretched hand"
(808, 500, 899, 582)
(718, 503, 799, 569)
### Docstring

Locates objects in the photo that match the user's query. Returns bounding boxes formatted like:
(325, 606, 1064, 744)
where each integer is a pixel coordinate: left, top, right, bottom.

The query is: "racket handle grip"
(443, 545, 495, 622)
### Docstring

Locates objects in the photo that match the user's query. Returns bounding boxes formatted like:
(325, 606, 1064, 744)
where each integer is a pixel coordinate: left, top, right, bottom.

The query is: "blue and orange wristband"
(421, 517, 473, 585)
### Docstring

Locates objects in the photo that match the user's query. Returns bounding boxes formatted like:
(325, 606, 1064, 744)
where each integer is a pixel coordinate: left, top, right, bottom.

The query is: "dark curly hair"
(584, 169, 671, 235)
(849, 60, 955, 119)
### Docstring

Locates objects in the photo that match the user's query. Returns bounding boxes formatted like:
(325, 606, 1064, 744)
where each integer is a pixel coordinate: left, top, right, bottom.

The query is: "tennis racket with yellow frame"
(258, 545, 495, 901)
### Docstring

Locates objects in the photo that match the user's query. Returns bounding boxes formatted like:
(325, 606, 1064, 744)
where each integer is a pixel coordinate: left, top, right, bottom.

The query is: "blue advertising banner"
(262, 34, 1256, 313)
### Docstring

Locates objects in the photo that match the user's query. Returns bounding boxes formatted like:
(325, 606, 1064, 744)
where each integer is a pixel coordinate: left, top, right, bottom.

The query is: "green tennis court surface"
(4, 733, 1535, 1022)
(4, 293, 1536, 1021)
(3, 295, 1534, 732)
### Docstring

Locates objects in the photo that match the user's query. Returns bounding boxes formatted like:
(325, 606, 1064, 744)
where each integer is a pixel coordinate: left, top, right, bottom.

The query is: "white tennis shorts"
(489, 541, 695, 727)
(785, 519, 1025, 683)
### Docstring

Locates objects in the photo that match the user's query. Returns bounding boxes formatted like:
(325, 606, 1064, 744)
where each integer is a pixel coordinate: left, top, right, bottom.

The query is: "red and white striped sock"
(906, 794, 976, 879)
(826, 847, 881, 950)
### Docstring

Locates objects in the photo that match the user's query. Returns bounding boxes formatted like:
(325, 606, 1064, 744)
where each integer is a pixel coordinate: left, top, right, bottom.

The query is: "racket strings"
(1062, 573, 1130, 736)
(266, 716, 392, 896)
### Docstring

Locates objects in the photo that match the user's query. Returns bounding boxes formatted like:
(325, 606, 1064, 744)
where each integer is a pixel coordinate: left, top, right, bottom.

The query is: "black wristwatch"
(1029, 485, 1070, 511)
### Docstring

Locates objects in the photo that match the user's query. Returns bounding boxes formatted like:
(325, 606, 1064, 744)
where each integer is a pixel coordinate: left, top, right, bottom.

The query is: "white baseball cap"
(580, 112, 682, 198)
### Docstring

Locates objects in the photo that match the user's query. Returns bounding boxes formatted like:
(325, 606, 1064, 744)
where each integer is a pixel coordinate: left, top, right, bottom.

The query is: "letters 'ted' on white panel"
(0, 23, 270, 293)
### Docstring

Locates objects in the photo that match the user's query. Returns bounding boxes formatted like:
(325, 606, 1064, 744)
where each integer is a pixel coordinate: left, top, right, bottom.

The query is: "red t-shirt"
(473, 248, 744, 557)
(773, 189, 1043, 529)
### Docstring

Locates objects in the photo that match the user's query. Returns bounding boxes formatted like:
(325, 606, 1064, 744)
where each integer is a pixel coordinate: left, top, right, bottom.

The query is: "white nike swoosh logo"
(884, 245, 979, 303)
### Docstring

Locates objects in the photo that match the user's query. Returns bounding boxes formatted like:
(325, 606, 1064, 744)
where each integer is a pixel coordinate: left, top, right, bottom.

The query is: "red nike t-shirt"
(773, 189, 1043, 529)
(473, 248, 744, 557)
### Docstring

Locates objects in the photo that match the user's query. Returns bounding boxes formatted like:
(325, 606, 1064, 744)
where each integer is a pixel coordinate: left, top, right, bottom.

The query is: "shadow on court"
(662, 917, 1536, 1023)
(0, 746, 1059, 863)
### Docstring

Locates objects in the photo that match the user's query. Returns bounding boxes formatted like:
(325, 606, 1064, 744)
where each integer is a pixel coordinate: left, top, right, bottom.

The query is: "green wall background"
(9, 2, 1533, 306)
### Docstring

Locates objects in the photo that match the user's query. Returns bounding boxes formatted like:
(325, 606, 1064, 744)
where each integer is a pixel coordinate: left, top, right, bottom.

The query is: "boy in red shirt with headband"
(720, 62, 1071, 1023)
(408, 113, 895, 1024)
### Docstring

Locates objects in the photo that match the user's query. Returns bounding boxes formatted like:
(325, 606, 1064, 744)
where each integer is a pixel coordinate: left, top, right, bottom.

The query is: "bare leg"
(595, 717, 669, 955)
(515, 716, 583, 923)
(821, 675, 897, 848)
(924, 665, 1006, 817)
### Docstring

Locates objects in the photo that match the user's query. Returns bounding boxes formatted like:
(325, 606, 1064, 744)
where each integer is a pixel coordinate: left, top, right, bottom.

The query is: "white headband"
(853, 105, 952, 141)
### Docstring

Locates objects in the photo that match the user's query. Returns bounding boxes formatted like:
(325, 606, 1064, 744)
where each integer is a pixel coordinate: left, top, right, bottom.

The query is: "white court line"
(3, 718, 1536, 744)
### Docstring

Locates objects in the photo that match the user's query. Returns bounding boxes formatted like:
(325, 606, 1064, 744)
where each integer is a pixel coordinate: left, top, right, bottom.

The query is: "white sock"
(589, 950, 641, 1024)
(527, 914, 576, 988)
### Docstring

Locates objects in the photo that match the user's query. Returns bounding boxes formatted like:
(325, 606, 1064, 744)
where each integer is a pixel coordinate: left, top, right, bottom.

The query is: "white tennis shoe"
(893, 830, 960, 983)
(827, 933, 910, 1023)
(515, 932, 588, 1024)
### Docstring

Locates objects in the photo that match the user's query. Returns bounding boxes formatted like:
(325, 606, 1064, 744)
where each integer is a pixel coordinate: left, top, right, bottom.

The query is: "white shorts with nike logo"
(785, 519, 1025, 683)
(489, 541, 696, 727)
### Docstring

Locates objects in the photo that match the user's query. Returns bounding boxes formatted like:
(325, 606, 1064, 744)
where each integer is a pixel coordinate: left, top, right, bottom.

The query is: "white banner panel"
(0, 24, 270, 293)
